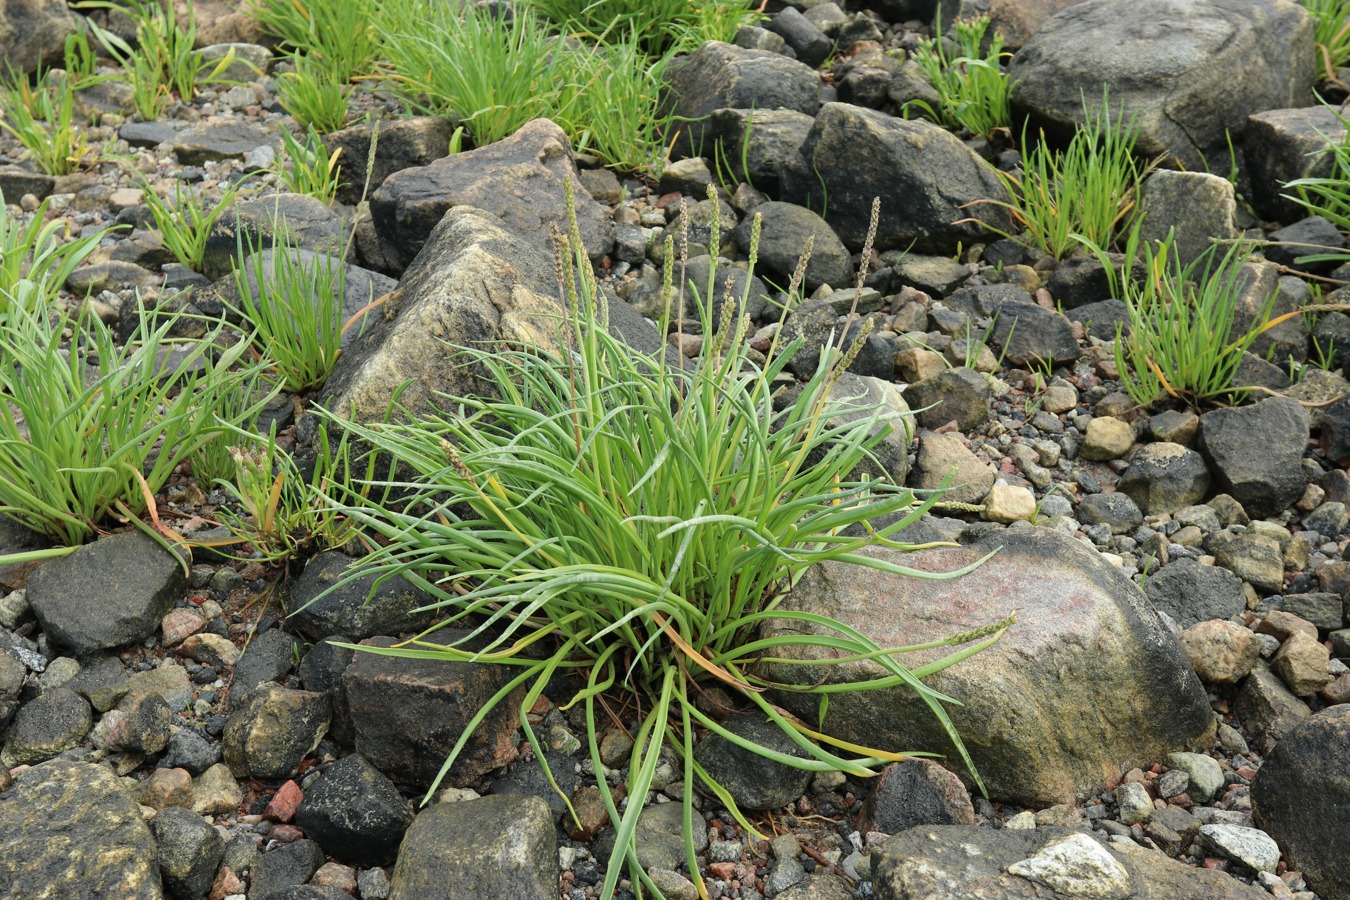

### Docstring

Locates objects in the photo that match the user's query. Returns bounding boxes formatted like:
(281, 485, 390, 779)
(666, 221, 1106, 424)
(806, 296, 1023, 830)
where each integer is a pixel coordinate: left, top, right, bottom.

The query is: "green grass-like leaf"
(0, 193, 106, 316)
(981, 92, 1149, 259)
(903, 14, 1013, 143)
(0, 303, 276, 545)
(306, 187, 1001, 898)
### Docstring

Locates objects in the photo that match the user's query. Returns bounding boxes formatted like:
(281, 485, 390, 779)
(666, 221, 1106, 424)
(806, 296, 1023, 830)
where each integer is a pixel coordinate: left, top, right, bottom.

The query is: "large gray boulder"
(760, 529, 1215, 806)
(389, 795, 557, 900)
(707, 108, 815, 197)
(0, 759, 163, 899)
(872, 825, 1268, 900)
(781, 103, 1013, 254)
(1252, 705, 1350, 900)
(369, 118, 613, 272)
(662, 41, 822, 160)
(320, 205, 663, 424)
(1008, 0, 1316, 171)
(0, 0, 82, 76)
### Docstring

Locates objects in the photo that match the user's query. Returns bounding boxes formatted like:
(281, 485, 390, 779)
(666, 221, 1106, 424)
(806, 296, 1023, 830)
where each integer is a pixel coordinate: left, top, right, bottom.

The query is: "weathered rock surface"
(1009, 0, 1315, 171)
(1199, 397, 1309, 519)
(338, 633, 523, 788)
(663, 41, 821, 159)
(1252, 705, 1350, 900)
(26, 531, 186, 654)
(321, 206, 662, 424)
(780, 103, 1013, 254)
(370, 118, 613, 271)
(388, 795, 557, 900)
(288, 551, 437, 641)
(0, 759, 163, 899)
(295, 754, 414, 868)
(761, 529, 1214, 805)
(872, 825, 1267, 899)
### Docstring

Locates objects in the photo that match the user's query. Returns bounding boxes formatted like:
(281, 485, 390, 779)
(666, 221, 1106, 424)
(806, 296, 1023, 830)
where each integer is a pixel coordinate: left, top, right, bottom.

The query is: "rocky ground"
(1, 0, 1349, 899)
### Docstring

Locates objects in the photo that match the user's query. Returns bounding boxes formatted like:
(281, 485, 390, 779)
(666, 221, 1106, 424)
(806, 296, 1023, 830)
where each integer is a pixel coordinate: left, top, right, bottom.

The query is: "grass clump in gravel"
(305, 187, 1004, 898)
(0, 66, 99, 176)
(1302, 0, 1350, 81)
(904, 14, 1013, 142)
(0, 303, 276, 546)
(250, 0, 385, 82)
(0, 194, 106, 316)
(524, 0, 760, 55)
(1081, 226, 1299, 409)
(981, 94, 1150, 259)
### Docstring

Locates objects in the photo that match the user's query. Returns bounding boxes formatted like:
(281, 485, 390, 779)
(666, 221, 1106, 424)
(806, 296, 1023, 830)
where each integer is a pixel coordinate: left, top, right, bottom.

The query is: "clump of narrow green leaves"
(274, 126, 344, 204)
(1079, 226, 1296, 408)
(250, 0, 384, 82)
(523, 0, 760, 55)
(378, 0, 676, 172)
(1301, 0, 1350, 81)
(229, 233, 347, 393)
(277, 54, 351, 134)
(85, 0, 237, 119)
(0, 67, 98, 175)
(982, 94, 1150, 259)
(205, 421, 368, 565)
(904, 14, 1013, 142)
(0, 194, 106, 315)
(0, 303, 276, 546)
(307, 187, 1001, 898)
(141, 177, 245, 272)
(1284, 99, 1350, 269)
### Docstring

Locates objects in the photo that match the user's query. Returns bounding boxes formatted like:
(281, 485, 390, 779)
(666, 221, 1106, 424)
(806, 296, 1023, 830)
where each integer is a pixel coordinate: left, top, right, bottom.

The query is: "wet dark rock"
(149, 806, 225, 900)
(249, 839, 325, 900)
(861, 758, 975, 834)
(905, 367, 992, 431)
(173, 120, 278, 166)
(1, 685, 92, 766)
(288, 552, 437, 642)
(1117, 442, 1211, 516)
(26, 531, 186, 654)
(766, 7, 832, 68)
(695, 715, 814, 811)
(734, 201, 852, 292)
(1252, 705, 1350, 900)
(202, 192, 347, 279)
(338, 633, 523, 789)
(229, 627, 300, 709)
(707, 108, 816, 198)
(295, 754, 413, 868)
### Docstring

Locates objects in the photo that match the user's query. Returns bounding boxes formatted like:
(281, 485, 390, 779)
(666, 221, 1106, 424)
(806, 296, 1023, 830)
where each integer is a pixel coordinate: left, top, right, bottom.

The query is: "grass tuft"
(0, 303, 275, 545)
(305, 187, 1002, 898)
(903, 14, 1013, 143)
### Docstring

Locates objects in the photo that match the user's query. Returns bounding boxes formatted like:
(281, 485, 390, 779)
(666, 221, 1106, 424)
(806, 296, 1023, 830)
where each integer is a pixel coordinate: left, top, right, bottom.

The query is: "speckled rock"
(222, 683, 331, 780)
(1271, 631, 1332, 697)
(388, 795, 556, 900)
(1179, 619, 1263, 684)
(149, 806, 225, 900)
(762, 529, 1214, 806)
(1234, 661, 1311, 753)
(0, 759, 163, 899)
(1118, 442, 1211, 515)
(288, 551, 437, 641)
